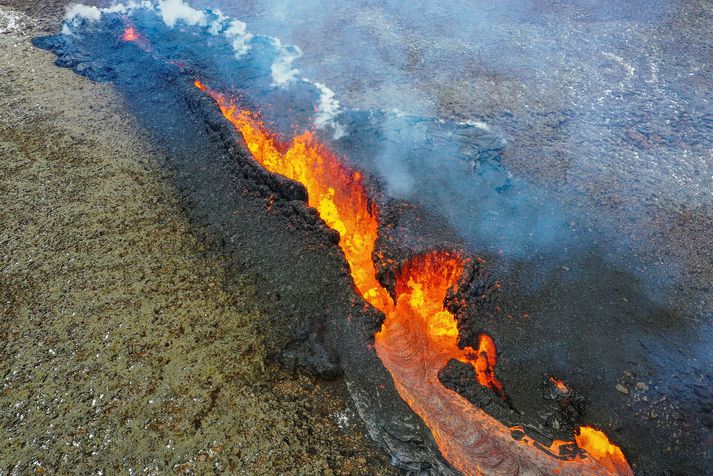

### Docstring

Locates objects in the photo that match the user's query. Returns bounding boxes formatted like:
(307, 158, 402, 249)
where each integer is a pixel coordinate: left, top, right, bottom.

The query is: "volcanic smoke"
(195, 80, 632, 476)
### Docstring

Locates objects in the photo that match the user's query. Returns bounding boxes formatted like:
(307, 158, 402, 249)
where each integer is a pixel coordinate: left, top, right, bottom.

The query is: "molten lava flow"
(198, 81, 393, 313)
(197, 80, 632, 476)
(472, 334, 503, 395)
(373, 254, 631, 475)
(550, 376, 570, 394)
(122, 26, 139, 42)
(576, 426, 632, 476)
(384, 252, 504, 396)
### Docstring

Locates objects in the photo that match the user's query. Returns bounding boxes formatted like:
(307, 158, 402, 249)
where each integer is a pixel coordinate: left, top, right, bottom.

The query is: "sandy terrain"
(0, 7, 393, 474)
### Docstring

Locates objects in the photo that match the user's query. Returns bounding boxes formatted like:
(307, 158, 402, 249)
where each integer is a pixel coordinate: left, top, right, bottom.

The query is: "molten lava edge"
(195, 79, 633, 476)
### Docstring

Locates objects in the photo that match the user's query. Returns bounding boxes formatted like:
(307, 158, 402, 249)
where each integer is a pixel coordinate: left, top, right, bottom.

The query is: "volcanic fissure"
(195, 80, 632, 476)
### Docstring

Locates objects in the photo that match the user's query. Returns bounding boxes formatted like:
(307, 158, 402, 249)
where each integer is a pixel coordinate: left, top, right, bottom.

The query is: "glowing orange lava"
(382, 251, 504, 397)
(122, 26, 140, 42)
(551, 376, 570, 394)
(199, 81, 393, 313)
(576, 426, 632, 476)
(197, 80, 632, 476)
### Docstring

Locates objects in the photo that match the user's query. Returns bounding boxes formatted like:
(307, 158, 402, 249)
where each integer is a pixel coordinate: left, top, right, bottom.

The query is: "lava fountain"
(196, 80, 632, 476)
(122, 26, 140, 42)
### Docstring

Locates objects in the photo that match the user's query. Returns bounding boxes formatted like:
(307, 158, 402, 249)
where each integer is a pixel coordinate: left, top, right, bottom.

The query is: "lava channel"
(196, 79, 633, 476)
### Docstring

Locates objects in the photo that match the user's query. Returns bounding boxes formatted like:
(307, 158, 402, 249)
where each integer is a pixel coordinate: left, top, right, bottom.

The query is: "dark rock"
(438, 358, 496, 409)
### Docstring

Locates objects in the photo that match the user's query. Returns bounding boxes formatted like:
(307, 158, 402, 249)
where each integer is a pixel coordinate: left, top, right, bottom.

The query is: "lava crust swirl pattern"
(196, 80, 633, 476)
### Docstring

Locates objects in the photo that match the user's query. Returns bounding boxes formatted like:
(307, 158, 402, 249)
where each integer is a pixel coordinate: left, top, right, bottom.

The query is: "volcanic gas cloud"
(195, 80, 632, 476)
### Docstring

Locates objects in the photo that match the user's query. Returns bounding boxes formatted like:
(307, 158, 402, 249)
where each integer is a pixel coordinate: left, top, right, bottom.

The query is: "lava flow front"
(196, 80, 632, 476)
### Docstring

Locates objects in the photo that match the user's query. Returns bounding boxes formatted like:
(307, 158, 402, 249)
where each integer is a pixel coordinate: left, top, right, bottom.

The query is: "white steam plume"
(60, 1, 345, 134)
(270, 37, 301, 86)
(311, 81, 345, 139)
(64, 4, 102, 22)
(158, 0, 206, 28)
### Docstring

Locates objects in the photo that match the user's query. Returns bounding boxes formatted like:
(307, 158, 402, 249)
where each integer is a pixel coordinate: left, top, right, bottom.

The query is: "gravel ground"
(0, 6, 393, 475)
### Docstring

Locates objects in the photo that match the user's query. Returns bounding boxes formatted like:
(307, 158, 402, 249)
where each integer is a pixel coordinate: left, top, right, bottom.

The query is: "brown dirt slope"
(0, 8, 393, 475)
